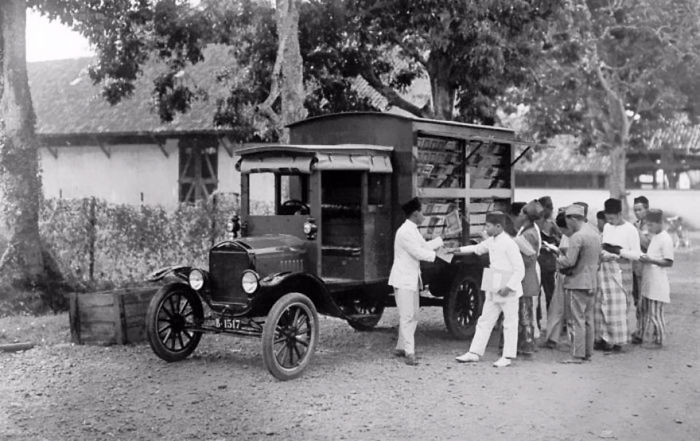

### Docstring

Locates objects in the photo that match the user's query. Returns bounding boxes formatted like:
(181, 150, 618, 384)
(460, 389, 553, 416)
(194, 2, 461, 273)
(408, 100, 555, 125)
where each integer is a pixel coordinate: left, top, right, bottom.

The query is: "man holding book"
(556, 204, 602, 363)
(453, 211, 525, 367)
(388, 197, 444, 366)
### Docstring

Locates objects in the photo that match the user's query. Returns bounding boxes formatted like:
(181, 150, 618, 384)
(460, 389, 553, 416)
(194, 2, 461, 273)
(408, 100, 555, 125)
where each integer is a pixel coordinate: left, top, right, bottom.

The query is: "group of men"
(389, 195, 674, 367)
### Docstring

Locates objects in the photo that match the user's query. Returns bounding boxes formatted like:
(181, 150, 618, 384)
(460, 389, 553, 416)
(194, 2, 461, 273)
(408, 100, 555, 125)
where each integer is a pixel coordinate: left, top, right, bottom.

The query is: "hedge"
(39, 194, 264, 290)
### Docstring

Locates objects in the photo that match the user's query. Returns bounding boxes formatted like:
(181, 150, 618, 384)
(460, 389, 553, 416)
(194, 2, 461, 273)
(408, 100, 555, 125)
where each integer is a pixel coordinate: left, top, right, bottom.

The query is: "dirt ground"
(2, 246, 700, 441)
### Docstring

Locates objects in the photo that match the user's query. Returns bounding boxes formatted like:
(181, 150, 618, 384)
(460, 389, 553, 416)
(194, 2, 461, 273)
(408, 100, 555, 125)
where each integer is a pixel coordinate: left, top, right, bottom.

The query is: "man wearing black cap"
(595, 198, 641, 351)
(388, 197, 444, 365)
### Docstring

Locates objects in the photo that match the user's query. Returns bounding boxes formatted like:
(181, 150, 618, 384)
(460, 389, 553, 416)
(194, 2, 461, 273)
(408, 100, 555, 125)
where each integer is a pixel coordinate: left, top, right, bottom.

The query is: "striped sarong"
(619, 259, 636, 337)
(637, 297, 666, 345)
(595, 260, 628, 345)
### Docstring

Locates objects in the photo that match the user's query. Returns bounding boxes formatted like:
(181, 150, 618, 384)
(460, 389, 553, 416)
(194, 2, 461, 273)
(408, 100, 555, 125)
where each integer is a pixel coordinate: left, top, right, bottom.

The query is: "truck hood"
(234, 234, 306, 257)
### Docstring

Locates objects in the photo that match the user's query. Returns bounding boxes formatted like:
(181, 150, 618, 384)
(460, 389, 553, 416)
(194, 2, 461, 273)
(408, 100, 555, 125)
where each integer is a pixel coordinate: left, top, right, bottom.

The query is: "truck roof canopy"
(236, 144, 394, 174)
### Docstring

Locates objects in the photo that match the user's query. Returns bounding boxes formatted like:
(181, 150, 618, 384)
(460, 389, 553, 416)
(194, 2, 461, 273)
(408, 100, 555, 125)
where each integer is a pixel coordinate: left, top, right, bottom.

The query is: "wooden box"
(69, 286, 157, 345)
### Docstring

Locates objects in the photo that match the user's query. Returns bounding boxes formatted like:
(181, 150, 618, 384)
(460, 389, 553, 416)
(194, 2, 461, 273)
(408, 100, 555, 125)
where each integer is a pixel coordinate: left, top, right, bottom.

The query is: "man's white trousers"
(395, 288, 419, 355)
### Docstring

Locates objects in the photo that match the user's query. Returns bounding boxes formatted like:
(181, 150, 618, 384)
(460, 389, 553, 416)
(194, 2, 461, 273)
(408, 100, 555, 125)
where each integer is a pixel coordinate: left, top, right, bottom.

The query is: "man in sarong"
(595, 198, 640, 351)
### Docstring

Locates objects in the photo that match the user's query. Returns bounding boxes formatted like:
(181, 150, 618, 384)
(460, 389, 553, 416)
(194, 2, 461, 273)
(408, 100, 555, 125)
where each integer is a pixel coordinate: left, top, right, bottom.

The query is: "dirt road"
(2, 248, 700, 441)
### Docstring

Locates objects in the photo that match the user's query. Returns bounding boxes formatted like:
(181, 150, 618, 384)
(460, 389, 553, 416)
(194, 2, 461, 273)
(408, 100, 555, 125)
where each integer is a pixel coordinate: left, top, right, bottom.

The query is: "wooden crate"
(69, 286, 158, 345)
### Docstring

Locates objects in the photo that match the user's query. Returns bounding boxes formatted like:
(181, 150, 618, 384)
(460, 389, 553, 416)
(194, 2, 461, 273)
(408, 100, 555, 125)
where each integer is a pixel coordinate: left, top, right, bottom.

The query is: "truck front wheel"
(262, 293, 319, 381)
(443, 275, 483, 340)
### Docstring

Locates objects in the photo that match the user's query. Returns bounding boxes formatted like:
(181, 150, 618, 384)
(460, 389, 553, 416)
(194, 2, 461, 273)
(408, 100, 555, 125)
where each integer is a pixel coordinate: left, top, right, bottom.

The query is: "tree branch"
(256, 0, 293, 126)
(359, 67, 428, 117)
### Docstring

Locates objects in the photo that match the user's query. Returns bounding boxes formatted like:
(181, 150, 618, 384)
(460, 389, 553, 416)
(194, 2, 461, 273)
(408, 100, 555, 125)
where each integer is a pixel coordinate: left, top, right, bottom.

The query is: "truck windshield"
(248, 172, 309, 215)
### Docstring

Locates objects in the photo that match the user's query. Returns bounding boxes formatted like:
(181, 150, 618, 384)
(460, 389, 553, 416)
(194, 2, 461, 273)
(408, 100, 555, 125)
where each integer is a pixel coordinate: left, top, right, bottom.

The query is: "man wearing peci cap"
(556, 204, 602, 363)
(454, 211, 525, 367)
(388, 197, 444, 365)
(595, 198, 641, 351)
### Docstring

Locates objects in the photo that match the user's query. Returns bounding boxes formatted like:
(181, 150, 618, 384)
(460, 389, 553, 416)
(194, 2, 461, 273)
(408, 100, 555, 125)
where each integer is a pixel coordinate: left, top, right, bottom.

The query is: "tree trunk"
(609, 145, 627, 198)
(427, 52, 455, 120)
(0, 0, 46, 288)
(278, 0, 305, 142)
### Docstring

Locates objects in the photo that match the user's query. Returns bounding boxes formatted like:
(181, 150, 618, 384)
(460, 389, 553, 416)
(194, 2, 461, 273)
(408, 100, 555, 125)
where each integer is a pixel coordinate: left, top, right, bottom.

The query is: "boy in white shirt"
(454, 211, 525, 367)
(635, 209, 674, 346)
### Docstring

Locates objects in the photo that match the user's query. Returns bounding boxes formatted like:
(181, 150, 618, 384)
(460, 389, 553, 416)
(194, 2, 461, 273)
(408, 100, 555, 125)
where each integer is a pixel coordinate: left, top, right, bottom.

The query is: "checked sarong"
(594, 260, 628, 345)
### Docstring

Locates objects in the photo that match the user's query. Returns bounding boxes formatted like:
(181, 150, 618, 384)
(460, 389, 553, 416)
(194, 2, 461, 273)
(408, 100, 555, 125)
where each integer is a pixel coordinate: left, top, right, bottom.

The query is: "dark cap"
(401, 197, 422, 216)
(538, 196, 553, 210)
(485, 211, 507, 226)
(522, 200, 544, 221)
(596, 210, 606, 221)
(633, 196, 649, 207)
(645, 208, 663, 223)
(604, 198, 622, 214)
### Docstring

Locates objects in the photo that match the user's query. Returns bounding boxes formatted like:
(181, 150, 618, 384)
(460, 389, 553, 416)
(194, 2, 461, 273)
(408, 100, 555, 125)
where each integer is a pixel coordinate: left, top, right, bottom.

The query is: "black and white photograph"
(1, 1, 700, 440)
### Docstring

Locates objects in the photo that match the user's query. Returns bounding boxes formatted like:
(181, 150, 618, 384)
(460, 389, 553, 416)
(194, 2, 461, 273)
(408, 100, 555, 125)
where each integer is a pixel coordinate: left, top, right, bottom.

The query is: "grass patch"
(0, 312, 70, 346)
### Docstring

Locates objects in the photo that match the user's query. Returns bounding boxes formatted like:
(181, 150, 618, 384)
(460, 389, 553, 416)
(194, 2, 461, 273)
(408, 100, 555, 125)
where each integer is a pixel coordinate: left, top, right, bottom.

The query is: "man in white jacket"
(388, 197, 443, 366)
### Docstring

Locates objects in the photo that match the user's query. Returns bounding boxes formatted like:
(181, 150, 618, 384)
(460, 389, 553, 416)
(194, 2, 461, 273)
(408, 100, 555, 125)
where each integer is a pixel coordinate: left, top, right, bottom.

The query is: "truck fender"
(147, 265, 193, 283)
(258, 272, 345, 318)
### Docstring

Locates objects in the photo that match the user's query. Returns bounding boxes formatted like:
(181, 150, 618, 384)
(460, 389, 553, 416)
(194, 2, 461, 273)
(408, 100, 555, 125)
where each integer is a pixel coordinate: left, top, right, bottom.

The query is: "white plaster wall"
(217, 150, 240, 195)
(515, 188, 700, 229)
(39, 139, 179, 208)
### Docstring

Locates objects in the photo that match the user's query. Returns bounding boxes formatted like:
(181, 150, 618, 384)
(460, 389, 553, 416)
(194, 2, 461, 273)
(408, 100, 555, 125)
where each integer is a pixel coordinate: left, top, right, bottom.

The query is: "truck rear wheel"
(345, 295, 385, 331)
(443, 274, 483, 340)
(262, 293, 319, 381)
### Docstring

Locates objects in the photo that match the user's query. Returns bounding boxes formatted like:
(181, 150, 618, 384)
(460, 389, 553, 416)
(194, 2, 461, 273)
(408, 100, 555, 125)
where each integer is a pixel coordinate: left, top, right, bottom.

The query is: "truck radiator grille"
(209, 249, 250, 304)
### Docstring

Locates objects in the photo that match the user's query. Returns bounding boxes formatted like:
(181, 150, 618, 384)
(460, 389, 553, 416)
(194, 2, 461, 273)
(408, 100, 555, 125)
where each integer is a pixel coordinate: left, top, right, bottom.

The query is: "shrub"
(39, 193, 245, 289)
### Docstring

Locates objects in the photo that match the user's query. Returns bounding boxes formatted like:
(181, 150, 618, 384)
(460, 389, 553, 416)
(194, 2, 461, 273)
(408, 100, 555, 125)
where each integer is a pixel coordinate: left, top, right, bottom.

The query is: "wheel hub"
(170, 314, 186, 333)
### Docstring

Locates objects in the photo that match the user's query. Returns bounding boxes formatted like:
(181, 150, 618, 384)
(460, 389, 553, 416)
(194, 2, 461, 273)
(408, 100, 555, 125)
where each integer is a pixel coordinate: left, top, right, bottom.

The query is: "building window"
(179, 138, 218, 203)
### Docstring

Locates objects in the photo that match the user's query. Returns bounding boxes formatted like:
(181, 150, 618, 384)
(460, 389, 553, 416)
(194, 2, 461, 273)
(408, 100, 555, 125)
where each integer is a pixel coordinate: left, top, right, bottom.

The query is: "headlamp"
(188, 269, 204, 291)
(241, 270, 259, 295)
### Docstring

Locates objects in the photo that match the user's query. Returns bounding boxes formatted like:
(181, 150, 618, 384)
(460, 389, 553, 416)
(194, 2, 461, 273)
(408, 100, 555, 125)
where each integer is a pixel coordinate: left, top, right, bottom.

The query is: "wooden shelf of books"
(415, 134, 513, 244)
(415, 134, 467, 247)
(466, 140, 511, 190)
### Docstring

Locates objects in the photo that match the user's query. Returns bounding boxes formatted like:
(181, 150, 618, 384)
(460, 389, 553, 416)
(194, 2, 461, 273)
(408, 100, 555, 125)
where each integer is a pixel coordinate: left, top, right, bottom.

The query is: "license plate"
(215, 318, 241, 330)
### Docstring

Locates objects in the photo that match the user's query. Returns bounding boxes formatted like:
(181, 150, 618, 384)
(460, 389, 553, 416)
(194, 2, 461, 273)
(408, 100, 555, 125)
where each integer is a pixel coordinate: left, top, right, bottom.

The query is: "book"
(444, 210, 462, 237)
(436, 247, 453, 264)
(480, 268, 516, 301)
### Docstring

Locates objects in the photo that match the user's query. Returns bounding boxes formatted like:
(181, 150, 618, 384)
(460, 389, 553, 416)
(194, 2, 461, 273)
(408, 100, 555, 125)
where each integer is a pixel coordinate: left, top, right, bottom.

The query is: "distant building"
(30, 45, 245, 209)
(516, 130, 700, 190)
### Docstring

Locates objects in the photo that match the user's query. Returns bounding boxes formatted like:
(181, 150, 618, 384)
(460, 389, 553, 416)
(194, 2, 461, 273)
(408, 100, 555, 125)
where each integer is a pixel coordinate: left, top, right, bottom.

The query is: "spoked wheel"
(345, 295, 386, 331)
(146, 283, 203, 362)
(443, 274, 483, 340)
(262, 293, 319, 381)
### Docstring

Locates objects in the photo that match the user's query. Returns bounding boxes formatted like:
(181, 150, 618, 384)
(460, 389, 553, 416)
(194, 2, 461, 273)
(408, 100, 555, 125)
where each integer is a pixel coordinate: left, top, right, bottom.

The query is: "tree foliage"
(328, 0, 563, 122)
(514, 0, 700, 196)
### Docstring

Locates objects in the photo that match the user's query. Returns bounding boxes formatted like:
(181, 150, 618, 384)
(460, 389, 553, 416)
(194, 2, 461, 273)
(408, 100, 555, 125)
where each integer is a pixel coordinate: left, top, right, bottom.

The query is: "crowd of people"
(389, 195, 674, 367)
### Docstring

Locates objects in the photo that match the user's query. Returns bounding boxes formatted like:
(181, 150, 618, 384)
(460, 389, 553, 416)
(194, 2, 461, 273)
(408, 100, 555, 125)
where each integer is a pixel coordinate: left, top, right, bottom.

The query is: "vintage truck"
(146, 112, 518, 380)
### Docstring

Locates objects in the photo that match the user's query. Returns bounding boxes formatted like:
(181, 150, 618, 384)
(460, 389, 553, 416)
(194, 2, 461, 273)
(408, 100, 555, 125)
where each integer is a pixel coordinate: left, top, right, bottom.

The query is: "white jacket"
(388, 220, 443, 290)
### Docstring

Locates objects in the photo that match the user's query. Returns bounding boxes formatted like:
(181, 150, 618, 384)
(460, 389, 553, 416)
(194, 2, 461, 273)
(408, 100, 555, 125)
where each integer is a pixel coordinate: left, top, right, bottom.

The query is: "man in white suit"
(388, 197, 443, 366)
